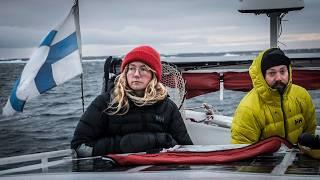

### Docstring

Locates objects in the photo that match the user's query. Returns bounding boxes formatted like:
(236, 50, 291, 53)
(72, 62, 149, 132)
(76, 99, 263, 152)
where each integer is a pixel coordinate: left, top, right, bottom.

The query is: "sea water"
(0, 59, 319, 158)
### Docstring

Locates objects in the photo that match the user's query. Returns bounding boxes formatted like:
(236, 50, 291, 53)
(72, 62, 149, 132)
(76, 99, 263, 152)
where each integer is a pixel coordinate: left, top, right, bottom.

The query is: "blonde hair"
(106, 65, 167, 115)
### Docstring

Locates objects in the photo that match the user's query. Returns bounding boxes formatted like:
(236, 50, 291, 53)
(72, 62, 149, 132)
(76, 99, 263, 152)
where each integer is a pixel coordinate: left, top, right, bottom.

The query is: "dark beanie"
(261, 48, 291, 77)
(121, 45, 162, 81)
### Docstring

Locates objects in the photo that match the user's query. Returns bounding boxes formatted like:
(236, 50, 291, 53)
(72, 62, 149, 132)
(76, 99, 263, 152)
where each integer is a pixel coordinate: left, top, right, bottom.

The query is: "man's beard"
(271, 81, 287, 95)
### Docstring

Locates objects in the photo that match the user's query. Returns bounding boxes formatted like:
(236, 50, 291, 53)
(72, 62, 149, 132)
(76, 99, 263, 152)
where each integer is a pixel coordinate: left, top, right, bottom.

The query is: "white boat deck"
(1, 144, 320, 179)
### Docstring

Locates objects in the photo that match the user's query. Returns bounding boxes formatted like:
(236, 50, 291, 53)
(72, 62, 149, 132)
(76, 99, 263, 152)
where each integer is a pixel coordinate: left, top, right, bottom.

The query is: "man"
(231, 48, 317, 144)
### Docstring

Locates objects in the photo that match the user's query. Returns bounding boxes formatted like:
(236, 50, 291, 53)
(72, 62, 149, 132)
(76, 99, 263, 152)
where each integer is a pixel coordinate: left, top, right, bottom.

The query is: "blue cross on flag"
(2, 2, 83, 116)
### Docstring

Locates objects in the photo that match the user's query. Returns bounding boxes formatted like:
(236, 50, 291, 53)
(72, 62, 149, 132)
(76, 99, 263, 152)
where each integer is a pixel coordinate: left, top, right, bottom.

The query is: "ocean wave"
(1, 57, 319, 158)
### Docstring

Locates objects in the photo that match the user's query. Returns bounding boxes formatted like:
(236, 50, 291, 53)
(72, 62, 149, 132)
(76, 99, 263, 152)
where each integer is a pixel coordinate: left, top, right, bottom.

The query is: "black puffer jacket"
(71, 93, 193, 156)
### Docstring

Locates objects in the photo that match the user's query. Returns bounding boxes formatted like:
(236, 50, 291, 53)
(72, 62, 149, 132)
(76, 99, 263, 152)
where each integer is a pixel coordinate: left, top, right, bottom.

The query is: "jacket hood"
(249, 48, 293, 105)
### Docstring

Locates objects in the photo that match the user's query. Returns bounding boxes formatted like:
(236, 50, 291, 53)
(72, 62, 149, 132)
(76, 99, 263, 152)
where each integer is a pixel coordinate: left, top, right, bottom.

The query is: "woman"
(71, 45, 193, 157)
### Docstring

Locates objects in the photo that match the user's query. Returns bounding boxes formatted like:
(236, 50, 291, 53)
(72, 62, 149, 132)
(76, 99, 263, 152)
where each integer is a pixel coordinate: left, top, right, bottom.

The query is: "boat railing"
(0, 149, 73, 175)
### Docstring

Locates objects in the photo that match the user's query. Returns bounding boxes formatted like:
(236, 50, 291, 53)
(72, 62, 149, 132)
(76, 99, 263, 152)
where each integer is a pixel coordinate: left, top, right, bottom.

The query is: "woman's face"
(126, 61, 153, 94)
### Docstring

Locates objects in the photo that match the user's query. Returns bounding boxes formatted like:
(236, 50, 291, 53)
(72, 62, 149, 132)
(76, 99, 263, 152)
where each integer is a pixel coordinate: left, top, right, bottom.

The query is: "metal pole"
(80, 74, 84, 113)
(74, 0, 85, 113)
(270, 12, 281, 48)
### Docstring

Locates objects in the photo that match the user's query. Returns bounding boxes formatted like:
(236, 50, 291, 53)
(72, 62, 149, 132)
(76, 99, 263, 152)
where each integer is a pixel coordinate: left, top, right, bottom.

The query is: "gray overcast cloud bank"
(0, 0, 319, 59)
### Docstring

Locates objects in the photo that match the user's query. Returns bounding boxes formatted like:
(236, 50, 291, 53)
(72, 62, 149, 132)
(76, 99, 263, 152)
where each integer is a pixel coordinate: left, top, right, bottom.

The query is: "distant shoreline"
(1, 48, 320, 61)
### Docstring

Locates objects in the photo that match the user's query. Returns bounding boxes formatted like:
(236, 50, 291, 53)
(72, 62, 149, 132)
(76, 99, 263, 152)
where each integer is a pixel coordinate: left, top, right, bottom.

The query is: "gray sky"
(0, 0, 319, 59)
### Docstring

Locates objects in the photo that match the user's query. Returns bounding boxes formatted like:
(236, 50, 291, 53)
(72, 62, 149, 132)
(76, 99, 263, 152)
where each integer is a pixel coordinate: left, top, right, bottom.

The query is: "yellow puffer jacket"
(231, 49, 317, 144)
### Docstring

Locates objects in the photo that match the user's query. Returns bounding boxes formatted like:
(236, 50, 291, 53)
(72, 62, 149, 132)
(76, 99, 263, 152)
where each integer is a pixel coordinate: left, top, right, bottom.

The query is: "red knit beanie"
(121, 45, 162, 81)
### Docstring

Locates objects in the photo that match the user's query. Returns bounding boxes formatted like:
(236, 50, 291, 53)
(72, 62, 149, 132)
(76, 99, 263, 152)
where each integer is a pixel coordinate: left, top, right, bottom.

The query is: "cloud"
(207, 34, 269, 46)
(282, 33, 320, 42)
(0, 26, 43, 48)
(0, 0, 320, 58)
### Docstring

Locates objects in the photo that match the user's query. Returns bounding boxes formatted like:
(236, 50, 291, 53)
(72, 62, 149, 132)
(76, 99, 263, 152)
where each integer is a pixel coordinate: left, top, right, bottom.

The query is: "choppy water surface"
(0, 60, 319, 158)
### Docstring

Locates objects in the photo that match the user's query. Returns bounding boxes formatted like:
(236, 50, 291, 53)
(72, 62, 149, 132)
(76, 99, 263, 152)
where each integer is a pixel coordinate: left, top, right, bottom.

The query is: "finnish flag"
(2, 3, 82, 116)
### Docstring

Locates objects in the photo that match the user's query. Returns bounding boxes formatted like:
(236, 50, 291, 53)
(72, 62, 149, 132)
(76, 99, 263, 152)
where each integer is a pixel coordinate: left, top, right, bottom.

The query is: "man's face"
(265, 65, 289, 93)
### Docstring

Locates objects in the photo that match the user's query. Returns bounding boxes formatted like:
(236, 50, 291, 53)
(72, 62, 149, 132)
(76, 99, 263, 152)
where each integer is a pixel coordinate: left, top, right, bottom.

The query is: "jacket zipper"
(280, 94, 287, 139)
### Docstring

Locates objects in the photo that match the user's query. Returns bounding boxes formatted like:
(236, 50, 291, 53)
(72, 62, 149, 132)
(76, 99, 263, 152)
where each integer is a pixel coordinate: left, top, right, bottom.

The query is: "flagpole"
(74, 0, 85, 113)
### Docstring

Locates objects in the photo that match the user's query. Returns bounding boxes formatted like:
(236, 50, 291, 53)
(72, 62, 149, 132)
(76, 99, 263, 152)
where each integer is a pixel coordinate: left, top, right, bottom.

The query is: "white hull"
(185, 120, 230, 145)
(184, 110, 320, 145)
